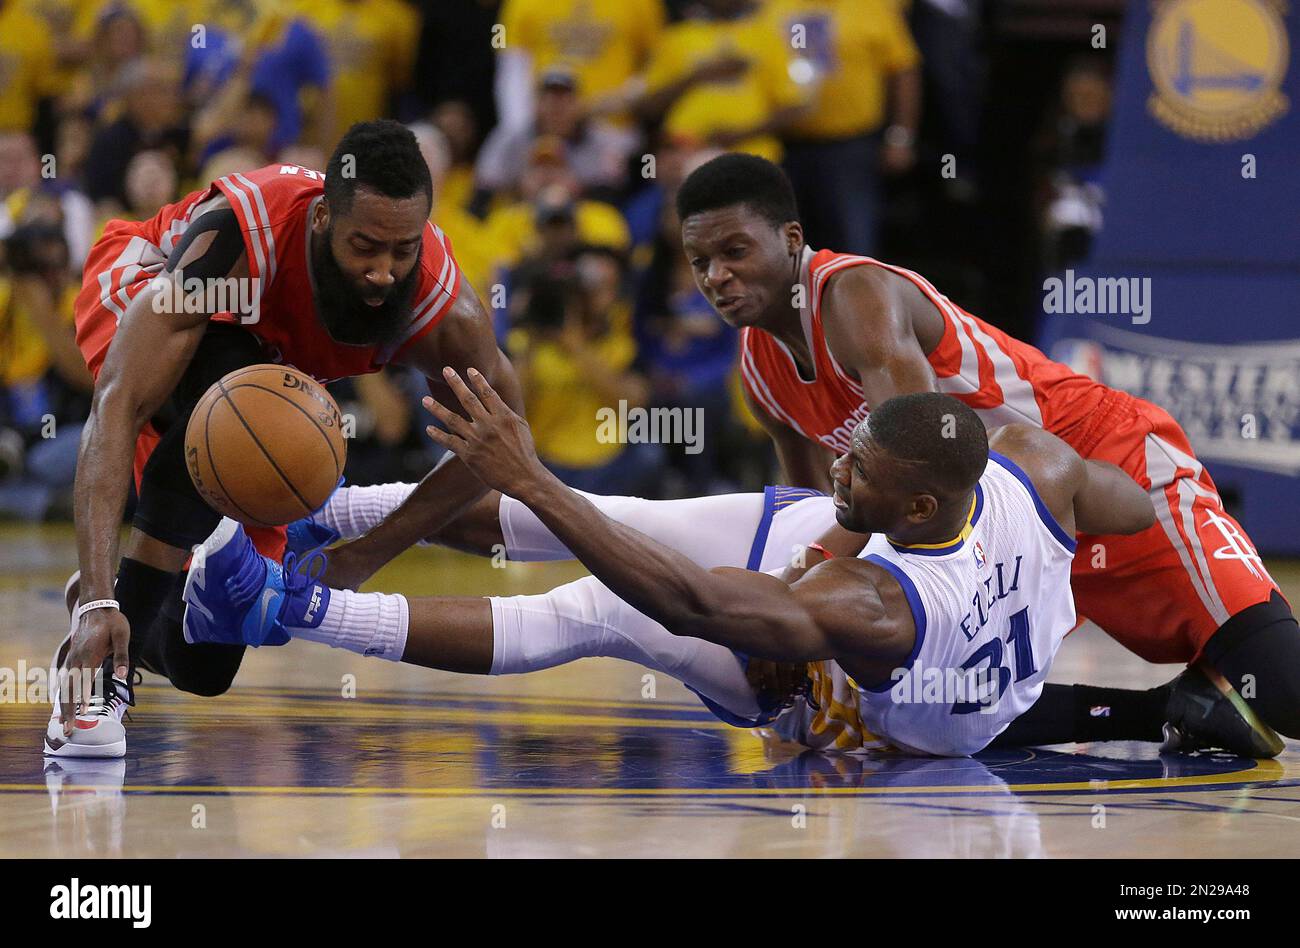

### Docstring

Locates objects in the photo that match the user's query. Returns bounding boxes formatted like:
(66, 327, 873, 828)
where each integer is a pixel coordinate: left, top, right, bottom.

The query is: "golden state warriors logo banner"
(1036, 1, 1300, 554)
(1086, 0, 1300, 265)
(1147, 0, 1289, 142)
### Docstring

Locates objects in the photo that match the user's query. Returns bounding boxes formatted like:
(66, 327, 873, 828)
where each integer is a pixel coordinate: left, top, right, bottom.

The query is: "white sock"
(314, 484, 417, 540)
(498, 490, 764, 566)
(293, 588, 409, 662)
(488, 576, 762, 720)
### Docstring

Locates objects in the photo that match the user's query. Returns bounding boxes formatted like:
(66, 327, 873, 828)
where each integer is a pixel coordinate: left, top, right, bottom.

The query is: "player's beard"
(312, 231, 420, 349)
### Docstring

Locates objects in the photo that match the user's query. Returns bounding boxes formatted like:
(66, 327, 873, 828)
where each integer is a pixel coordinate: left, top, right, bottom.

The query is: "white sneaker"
(43, 686, 129, 758)
(43, 622, 130, 759)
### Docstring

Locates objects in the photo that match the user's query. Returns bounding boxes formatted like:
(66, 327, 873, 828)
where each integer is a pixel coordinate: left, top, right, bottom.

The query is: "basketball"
(183, 364, 347, 527)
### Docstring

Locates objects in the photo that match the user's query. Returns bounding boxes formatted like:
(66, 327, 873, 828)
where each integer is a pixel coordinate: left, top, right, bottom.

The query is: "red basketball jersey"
(740, 249, 1125, 456)
(76, 163, 460, 383)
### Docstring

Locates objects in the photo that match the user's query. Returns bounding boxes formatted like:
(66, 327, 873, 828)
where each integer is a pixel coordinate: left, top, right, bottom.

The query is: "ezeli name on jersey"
(960, 555, 1024, 642)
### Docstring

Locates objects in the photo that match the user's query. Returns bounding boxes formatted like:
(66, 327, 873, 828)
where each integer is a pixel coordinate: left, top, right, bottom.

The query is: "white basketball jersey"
(848, 452, 1078, 756)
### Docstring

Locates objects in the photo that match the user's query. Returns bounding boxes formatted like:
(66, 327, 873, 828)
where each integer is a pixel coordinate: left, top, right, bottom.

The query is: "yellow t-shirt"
(439, 164, 476, 214)
(644, 11, 810, 163)
(511, 326, 637, 468)
(500, 0, 664, 106)
(63, 0, 203, 45)
(0, 279, 77, 387)
(17, 0, 88, 97)
(483, 200, 632, 274)
(766, 0, 920, 139)
(431, 200, 495, 306)
(0, 3, 59, 131)
(126, 0, 204, 54)
(297, 0, 420, 133)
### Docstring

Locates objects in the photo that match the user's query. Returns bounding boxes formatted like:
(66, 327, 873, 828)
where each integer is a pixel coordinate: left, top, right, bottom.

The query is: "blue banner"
(1039, 0, 1300, 554)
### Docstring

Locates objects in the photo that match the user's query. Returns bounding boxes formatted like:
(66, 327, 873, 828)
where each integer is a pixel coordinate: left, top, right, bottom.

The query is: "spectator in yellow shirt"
(507, 254, 661, 495)
(483, 143, 632, 278)
(410, 120, 495, 306)
(0, 222, 92, 519)
(432, 100, 482, 214)
(476, 68, 639, 201)
(496, 0, 665, 132)
(0, 0, 62, 132)
(297, 0, 420, 137)
(638, 0, 813, 165)
(766, 0, 921, 254)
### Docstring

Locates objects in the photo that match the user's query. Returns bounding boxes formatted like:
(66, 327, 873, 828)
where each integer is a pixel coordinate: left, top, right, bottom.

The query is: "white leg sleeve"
(488, 576, 763, 721)
(498, 490, 766, 568)
(314, 483, 417, 539)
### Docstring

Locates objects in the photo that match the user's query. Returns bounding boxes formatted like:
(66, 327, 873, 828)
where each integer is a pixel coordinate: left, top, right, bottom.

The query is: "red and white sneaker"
(42, 592, 130, 759)
(43, 676, 129, 758)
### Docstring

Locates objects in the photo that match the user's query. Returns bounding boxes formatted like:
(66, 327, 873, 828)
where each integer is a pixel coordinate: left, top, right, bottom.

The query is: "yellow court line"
(0, 705, 729, 732)
(129, 685, 704, 712)
(104, 705, 727, 731)
(0, 766, 1283, 798)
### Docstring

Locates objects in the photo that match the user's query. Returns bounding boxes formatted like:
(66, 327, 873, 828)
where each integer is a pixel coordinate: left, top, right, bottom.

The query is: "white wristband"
(75, 599, 120, 623)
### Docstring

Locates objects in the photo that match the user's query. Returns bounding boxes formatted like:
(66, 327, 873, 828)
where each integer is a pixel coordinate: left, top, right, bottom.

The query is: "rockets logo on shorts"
(1203, 509, 1266, 580)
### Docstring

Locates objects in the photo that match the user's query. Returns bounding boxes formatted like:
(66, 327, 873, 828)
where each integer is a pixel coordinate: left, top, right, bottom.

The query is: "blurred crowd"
(0, 0, 1117, 519)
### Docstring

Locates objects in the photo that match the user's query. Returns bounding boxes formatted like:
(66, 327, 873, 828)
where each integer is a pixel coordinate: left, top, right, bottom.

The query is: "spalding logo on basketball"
(184, 364, 347, 527)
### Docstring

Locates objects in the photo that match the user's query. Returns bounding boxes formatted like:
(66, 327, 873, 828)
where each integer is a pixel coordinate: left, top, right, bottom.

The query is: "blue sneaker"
(183, 518, 332, 648)
(285, 516, 340, 558)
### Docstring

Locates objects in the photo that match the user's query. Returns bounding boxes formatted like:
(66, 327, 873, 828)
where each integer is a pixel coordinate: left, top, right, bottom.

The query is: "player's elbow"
(666, 588, 731, 639)
(1123, 494, 1157, 535)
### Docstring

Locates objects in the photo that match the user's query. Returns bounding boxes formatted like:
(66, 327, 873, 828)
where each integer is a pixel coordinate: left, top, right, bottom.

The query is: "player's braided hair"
(324, 119, 433, 215)
(675, 152, 800, 229)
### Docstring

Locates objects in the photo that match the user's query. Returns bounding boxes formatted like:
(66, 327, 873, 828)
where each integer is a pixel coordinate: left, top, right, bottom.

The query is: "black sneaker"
(1162, 663, 1284, 758)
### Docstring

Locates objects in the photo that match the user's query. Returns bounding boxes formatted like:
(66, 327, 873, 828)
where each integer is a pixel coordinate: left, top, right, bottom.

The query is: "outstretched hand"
(423, 367, 548, 499)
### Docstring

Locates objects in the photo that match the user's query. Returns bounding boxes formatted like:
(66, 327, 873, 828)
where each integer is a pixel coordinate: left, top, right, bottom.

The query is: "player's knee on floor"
(1204, 591, 1300, 738)
(160, 645, 244, 698)
(153, 599, 246, 697)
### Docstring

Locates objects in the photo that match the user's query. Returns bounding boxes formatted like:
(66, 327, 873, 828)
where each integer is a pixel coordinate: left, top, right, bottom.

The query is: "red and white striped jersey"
(740, 248, 1122, 456)
(75, 163, 460, 384)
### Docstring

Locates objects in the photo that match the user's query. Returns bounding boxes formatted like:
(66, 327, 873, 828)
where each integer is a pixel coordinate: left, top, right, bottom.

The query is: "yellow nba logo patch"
(1146, 0, 1290, 141)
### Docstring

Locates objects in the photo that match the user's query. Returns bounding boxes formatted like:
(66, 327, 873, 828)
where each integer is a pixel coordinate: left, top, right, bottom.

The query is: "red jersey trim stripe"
(97, 235, 164, 322)
(740, 331, 814, 440)
(217, 174, 274, 285)
(399, 223, 458, 344)
(231, 172, 279, 286)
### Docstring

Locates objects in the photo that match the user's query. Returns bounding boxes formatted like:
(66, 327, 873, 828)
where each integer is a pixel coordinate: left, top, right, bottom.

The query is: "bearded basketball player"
(47, 120, 523, 758)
